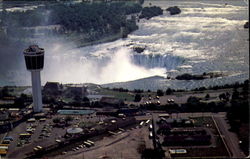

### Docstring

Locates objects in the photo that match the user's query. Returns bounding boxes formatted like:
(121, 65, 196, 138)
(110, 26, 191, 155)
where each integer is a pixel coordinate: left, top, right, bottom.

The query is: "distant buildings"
(87, 95, 113, 102)
(43, 82, 61, 96)
(99, 97, 124, 108)
(65, 84, 88, 98)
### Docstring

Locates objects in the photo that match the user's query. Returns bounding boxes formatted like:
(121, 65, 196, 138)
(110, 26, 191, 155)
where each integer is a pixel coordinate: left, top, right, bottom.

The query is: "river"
(0, 0, 248, 90)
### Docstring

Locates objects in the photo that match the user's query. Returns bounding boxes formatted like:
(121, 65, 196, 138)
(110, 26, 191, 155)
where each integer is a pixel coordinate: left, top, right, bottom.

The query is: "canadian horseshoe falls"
(0, 0, 249, 91)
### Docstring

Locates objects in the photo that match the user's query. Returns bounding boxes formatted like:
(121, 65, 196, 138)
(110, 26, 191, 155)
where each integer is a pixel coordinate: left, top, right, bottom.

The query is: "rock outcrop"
(244, 22, 249, 29)
(139, 6, 163, 19)
(166, 6, 181, 15)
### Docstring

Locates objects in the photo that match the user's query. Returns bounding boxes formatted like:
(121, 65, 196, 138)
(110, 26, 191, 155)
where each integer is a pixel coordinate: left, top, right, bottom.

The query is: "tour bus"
(139, 121, 144, 127)
(0, 144, 9, 147)
(108, 131, 116, 135)
(118, 128, 125, 131)
(0, 149, 7, 155)
(149, 124, 153, 130)
(1, 139, 11, 144)
(36, 146, 43, 150)
(158, 113, 170, 118)
(27, 118, 36, 122)
(118, 113, 126, 118)
(86, 140, 95, 146)
(39, 118, 46, 122)
(0, 146, 8, 151)
(149, 132, 153, 139)
(83, 141, 92, 148)
(33, 145, 43, 152)
(33, 147, 39, 152)
(145, 119, 150, 126)
(3, 136, 13, 141)
(19, 133, 32, 139)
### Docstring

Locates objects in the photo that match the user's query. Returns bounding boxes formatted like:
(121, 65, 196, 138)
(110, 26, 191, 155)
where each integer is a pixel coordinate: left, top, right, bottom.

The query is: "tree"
(14, 93, 27, 108)
(65, 116, 73, 125)
(205, 94, 210, 99)
(219, 93, 226, 100)
(134, 94, 142, 102)
(83, 96, 89, 102)
(157, 89, 164, 96)
(165, 88, 172, 95)
(53, 117, 61, 124)
(1, 86, 9, 97)
(185, 96, 201, 112)
(231, 88, 239, 100)
(82, 96, 90, 106)
(187, 96, 200, 103)
(74, 95, 82, 102)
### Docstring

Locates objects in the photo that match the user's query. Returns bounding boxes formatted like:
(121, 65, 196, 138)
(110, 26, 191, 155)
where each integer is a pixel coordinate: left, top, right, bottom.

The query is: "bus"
(3, 136, 13, 141)
(19, 133, 31, 139)
(0, 146, 8, 151)
(2, 139, 11, 144)
(33, 146, 43, 152)
(86, 140, 94, 146)
(139, 121, 144, 127)
(0, 144, 9, 147)
(108, 131, 116, 135)
(83, 141, 92, 148)
(158, 113, 170, 118)
(145, 119, 150, 125)
(33, 147, 39, 152)
(39, 118, 46, 122)
(118, 128, 125, 131)
(149, 132, 153, 139)
(0, 149, 7, 155)
(36, 146, 43, 150)
(149, 124, 153, 130)
(27, 118, 36, 122)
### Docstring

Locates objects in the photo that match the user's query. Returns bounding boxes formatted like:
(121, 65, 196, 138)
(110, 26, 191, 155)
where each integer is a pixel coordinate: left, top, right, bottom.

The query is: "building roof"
(24, 45, 44, 55)
(44, 82, 60, 90)
(100, 97, 123, 105)
(67, 127, 83, 134)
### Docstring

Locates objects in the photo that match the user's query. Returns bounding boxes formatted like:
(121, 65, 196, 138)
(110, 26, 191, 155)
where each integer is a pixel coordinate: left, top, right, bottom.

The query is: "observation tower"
(23, 45, 44, 112)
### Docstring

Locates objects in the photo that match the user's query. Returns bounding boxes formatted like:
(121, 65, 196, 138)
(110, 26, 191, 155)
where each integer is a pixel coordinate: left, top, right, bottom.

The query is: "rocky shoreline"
(175, 72, 225, 80)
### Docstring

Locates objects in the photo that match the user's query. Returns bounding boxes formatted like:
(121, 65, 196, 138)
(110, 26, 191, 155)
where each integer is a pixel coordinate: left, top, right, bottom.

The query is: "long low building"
(57, 109, 95, 115)
(162, 128, 211, 146)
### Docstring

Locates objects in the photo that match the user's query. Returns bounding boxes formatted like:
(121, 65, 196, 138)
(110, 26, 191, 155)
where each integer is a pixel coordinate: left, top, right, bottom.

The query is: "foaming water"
(42, 46, 167, 84)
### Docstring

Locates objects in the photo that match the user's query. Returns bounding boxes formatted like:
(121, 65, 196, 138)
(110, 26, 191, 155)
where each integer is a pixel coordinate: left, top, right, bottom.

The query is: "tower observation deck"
(23, 45, 44, 113)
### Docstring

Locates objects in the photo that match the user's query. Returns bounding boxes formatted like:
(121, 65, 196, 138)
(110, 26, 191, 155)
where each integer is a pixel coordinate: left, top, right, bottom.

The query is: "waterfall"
(131, 53, 184, 70)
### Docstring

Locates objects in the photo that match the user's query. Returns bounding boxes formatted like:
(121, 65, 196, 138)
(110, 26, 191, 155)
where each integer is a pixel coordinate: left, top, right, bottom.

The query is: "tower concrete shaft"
(31, 71, 43, 112)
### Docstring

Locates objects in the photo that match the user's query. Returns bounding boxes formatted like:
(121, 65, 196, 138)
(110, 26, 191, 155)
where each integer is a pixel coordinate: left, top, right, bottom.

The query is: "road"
(53, 126, 152, 159)
(214, 116, 245, 158)
(138, 88, 233, 106)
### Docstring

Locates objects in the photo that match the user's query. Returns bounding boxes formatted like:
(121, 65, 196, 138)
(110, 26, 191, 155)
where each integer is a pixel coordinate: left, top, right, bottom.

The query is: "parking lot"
(52, 122, 154, 159)
(4, 113, 110, 159)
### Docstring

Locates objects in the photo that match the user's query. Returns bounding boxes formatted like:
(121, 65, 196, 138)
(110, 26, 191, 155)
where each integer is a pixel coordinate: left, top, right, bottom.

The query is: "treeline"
(191, 80, 249, 91)
(1, 2, 142, 38)
(226, 80, 249, 155)
(139, 6, 163, 19)
(108, 80, 249, 94)
(49, 2, 142, 32)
